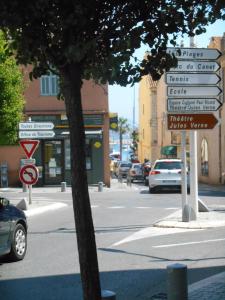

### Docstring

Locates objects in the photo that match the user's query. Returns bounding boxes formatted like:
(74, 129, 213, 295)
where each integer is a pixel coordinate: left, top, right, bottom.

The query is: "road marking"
(109, 206, 126, 209)
(165, 207, 179, 210)
(112, 227, 201, 246)
(153, 238, 225, 248)
(25, 203, 68, 217)
(91, 205, 99, 208)
(136, 207, 152, 209)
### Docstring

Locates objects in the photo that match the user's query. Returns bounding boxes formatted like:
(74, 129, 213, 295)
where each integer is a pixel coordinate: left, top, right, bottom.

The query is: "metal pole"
(167, 263, 188, 300)
(189, 35, 198, 221)
(28, 185, 32, 205)
(98, 181, 103, 192)
(189, 130, 198, 220)
(61, 181, 67, 192)
(181, 131, 189, 222)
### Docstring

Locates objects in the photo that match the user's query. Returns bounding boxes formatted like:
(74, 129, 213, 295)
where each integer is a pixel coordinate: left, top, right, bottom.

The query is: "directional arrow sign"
(19, 140, 39, 158)
(167, 98, 222, 112)
(169, 61, 220, 72)
(167, 47, 222, 60)
(167, 113, 218, 130)
(166, 73, 221, 85)
(19, 122, 54, 130)
(19, 131, 55, 139)
(167, 86, 222, 97)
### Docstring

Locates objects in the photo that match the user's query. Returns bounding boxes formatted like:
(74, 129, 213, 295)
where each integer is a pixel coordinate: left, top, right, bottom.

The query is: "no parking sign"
(19, 164, 39, 185)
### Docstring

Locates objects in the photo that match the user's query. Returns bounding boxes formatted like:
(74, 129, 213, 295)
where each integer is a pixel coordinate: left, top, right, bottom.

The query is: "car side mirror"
(0, 197, 9, 208)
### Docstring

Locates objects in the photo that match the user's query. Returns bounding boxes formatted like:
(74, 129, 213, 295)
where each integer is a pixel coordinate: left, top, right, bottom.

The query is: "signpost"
(166, 73, 221, 85)
(19, 140, 39, 158)
(167, 86, 222, 97)
(19, 165, 39, 185)
(165, 46, 222, 222)
(167, 113, 219, 130)
(19, 121, 55, 139)
(167, 98, 222, 112)
(19, 130, 55, 139)
(167, 47, 222, 60)
(169, 61, 220, 72)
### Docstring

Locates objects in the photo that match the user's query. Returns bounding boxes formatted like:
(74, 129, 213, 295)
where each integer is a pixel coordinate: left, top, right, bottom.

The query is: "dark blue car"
(0, 197, 27, 261)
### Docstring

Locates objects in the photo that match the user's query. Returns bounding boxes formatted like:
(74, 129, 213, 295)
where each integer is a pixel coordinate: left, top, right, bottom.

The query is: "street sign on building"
(19, 140, 39, 158)
(167, 98, 222, 112)
(19, 164, 39, 185)
(166, 73, 221, 85)
(167, 113, 218, 130)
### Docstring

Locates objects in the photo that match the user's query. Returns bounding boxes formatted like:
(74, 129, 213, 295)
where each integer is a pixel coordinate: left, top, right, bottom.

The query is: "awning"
(160, 145, 177, 156)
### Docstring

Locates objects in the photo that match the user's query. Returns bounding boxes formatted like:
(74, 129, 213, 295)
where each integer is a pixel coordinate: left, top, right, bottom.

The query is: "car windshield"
(133, 165, 141, 169)
(154, 161, 182, 170)
(120, 163, 131, 168)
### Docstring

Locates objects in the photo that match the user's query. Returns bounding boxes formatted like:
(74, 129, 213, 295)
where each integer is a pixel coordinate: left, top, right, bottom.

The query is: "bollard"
(23, 183, 28, 192)
(101, 290, 116, 300)
(167, 263, 188, 300)
(61, 182, 67, 192)
(98, 181, 103, 192)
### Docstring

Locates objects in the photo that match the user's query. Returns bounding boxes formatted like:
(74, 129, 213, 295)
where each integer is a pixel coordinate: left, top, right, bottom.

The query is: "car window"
(120, 163, 131, 168)
(134, 165, 141, 169)
(154, 161, 182, 170)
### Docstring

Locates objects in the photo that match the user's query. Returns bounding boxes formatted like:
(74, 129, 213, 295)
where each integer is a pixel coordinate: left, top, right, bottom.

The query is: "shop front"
(31, 115, 106, 186)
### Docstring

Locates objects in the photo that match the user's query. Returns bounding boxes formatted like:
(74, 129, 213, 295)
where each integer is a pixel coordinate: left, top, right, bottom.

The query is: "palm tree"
(118, 117, 130, 161)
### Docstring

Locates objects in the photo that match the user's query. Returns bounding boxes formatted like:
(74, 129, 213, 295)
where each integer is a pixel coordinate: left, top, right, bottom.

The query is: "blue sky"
(109, 20, 225, 126)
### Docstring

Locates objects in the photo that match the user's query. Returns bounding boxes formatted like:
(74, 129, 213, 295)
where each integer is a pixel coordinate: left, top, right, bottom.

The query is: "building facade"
(0, 66, 110, 187)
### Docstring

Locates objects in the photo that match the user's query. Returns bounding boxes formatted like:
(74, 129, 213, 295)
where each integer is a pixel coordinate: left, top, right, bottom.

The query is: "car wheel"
(9, 224, 27, 261)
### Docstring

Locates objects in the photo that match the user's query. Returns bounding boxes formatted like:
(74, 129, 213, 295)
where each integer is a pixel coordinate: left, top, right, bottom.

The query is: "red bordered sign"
(19, 164, 39, 185)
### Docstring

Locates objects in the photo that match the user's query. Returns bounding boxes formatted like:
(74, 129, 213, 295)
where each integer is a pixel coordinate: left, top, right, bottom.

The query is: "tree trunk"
(60, 63, 101, 300)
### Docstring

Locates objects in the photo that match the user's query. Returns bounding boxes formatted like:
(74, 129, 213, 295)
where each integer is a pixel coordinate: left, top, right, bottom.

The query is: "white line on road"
(136, 207, 152, 209)
(153, 238, 225, 248)
(108, 206, 126, 209)
(91, 205, 99, 208)
(165, 207, 179, 210)
(112, 227, 201, 246)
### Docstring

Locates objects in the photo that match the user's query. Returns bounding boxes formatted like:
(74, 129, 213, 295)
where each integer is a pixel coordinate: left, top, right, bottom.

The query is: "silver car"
(116, 161, 132, 178)
(148, 159, 189, 193)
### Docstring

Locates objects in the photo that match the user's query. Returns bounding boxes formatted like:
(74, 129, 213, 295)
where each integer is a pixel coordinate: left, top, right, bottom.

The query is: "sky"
(108, 19, 225, 127)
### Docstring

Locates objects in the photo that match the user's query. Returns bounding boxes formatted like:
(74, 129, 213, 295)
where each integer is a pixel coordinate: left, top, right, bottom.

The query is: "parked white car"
(148, 159, 189, 193)
(128, 163, 144, 182)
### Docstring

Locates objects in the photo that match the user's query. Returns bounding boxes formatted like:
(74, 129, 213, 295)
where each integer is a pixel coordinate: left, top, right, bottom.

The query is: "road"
(1, 183, 225, 299)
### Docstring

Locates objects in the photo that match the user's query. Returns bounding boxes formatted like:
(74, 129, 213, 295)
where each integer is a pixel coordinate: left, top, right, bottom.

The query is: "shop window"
(64, 139, 92, 170)
(40, 72, 59, 96)
(201, 138, 209, 176)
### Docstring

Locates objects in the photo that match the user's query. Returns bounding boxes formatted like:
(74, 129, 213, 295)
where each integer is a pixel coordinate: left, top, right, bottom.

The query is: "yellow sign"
(94, 141, 101, 148)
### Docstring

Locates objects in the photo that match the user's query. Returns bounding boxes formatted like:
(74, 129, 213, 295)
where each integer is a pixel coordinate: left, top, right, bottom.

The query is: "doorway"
(44, 140, 64, 185)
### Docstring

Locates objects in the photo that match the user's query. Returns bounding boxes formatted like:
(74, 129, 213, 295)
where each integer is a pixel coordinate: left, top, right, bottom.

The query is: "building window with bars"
(40, 73, 59, 96)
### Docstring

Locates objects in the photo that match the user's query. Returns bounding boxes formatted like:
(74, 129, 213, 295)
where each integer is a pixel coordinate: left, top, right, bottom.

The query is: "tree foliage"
(0, 31, 24, 145)
(0, 1, 224, 299)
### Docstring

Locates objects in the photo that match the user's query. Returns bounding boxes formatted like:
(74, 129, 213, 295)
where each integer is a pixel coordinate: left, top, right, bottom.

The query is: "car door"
(0, 200, 11, 255)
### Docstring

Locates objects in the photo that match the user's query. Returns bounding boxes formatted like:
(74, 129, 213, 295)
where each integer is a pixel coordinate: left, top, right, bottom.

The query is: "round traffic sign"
(19, 164, 39, 185)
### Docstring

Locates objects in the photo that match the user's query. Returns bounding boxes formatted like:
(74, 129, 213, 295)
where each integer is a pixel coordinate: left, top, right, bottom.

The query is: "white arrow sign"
(19, 131, 55, 139)
(166, 73, 221, 85)
(167, 86, 222, 97)
(19, 122, 54, 130)
(169, 61, 220, 72)
(167, 47, 222, 60)
(167, 98, 222, 112)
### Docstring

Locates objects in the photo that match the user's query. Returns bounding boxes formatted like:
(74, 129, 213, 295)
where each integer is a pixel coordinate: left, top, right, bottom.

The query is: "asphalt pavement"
(1, 179, 225, 299)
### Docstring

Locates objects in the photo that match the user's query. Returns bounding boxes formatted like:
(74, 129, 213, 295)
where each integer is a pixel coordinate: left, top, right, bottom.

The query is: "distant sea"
(109, 143, 131, 161)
